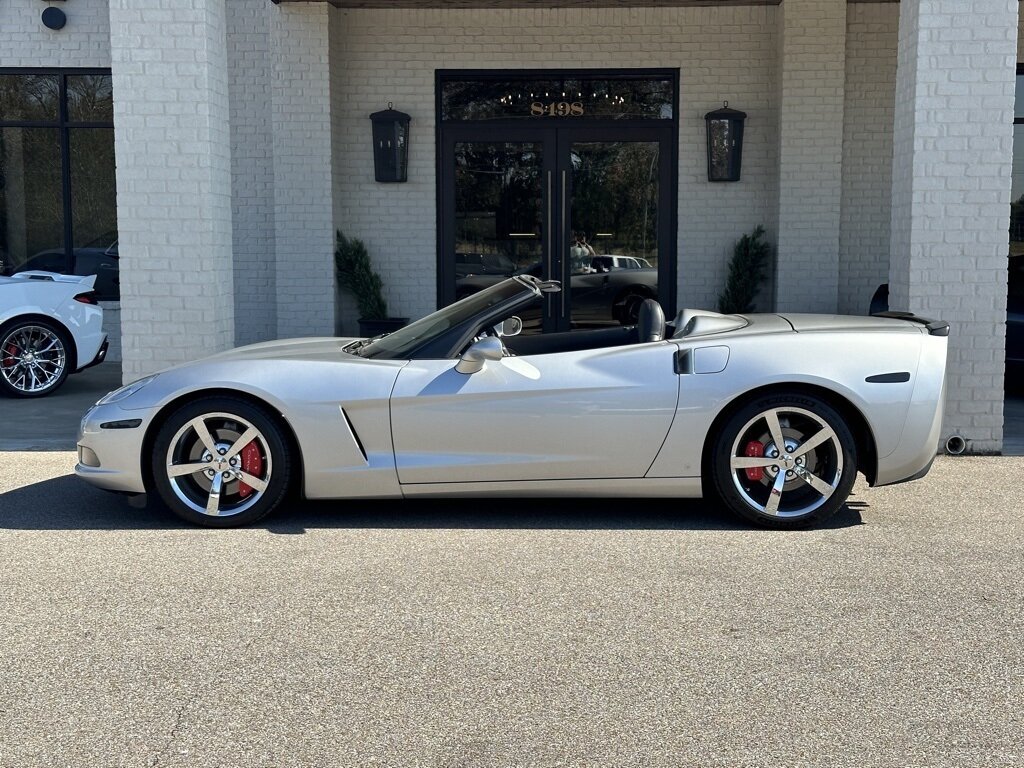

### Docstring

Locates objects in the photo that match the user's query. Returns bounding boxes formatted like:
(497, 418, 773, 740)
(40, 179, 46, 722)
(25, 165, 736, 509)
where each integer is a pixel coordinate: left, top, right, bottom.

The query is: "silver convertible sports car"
(76, 276, 948, 529)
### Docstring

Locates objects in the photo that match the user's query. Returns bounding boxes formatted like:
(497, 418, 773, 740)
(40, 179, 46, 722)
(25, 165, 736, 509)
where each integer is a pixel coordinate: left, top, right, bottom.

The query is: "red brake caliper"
(744, 441, 765, 482)
(238, 441, 263, 498)
(2, 344, 18, 368)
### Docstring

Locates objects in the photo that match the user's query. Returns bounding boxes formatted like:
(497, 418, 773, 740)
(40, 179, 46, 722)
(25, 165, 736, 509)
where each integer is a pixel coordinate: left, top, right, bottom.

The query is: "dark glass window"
(441, 73, 674, 122)
(67, 74, 113, 123)
(0, 74, 59, 122)
(0, 70, 118, 299)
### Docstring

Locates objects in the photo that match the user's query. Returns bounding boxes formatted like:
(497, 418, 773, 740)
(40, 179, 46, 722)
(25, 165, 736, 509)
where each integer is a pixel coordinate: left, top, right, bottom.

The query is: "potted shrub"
(717, 225, 771, 314)
(334, 231, 408, 337)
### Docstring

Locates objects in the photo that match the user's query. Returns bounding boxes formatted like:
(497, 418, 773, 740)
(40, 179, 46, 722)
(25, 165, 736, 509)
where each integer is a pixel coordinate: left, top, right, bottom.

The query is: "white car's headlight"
(97, 375, 157, 405)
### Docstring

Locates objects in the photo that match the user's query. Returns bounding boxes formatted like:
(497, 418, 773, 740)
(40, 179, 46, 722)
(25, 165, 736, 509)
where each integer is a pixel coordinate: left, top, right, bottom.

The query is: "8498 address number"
(530, 101, 585, 117)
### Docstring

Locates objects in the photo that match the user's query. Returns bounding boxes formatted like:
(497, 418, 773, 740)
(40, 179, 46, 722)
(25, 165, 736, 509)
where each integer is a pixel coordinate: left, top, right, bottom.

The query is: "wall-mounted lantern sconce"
(370, 103, 411, 183)
(705, 102, 746, 182)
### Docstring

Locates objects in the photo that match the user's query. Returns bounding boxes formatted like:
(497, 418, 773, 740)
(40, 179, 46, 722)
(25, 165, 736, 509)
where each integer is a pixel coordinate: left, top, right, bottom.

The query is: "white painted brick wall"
(0, 0, 111, 68)
(109, 0, 235, 382)
(271, 3, 335, 339)
(889, 0, 1019, 453)
(774, 0, 846, 314)
(838, 3, 898, 316)
(99, 302, 121, 362)
(328, 5, 780, 328)
(227, 0, 277, 346)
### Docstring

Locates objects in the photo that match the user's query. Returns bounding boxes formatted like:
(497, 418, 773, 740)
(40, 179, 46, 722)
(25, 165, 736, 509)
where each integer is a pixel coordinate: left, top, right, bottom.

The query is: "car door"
(389, 342, 680, 484)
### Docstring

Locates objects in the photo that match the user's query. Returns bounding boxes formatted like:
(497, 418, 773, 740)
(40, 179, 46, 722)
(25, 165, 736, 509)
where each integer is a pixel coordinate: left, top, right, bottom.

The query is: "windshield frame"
(352, 276, 549, 361)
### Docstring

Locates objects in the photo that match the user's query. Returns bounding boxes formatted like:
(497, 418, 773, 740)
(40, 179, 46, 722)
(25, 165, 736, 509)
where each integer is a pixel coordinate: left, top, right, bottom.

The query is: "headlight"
(97, 375, 156, 405)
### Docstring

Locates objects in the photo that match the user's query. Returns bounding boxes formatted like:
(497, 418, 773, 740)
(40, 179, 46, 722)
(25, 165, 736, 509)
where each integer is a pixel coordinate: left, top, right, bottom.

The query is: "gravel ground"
(0, 453, 1021, 767)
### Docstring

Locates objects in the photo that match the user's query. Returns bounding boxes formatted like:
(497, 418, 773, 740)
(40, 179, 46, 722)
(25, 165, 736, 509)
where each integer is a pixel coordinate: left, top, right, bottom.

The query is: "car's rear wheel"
(0, 319, 71, 398)
(711, 393, 857, 528)
(150, 397, 292, 527)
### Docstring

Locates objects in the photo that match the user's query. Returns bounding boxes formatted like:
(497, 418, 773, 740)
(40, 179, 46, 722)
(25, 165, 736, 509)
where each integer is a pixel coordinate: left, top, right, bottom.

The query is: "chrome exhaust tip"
(945, 435, 967, 456)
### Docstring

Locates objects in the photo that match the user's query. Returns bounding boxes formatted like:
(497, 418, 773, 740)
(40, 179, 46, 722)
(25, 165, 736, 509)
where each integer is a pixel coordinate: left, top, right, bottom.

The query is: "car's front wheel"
(150, 396, 292, 527)
(0, 319, 72, 398)
(711, 393, 857, 528)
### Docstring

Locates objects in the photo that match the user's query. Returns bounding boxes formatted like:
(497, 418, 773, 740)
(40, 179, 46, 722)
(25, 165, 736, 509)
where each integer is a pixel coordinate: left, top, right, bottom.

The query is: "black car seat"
(638, 298, 666, 342)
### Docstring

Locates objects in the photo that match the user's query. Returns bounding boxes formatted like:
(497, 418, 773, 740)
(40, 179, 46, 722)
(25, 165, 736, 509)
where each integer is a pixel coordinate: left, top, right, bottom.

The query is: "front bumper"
(74, 401, 155, 494)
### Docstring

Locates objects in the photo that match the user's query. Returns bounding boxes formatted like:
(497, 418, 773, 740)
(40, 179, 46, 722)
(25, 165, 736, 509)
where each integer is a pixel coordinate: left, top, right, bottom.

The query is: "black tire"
(150, 396, 292, 527)
(0, 318, 73, 398)
(710, 392, 857, 529)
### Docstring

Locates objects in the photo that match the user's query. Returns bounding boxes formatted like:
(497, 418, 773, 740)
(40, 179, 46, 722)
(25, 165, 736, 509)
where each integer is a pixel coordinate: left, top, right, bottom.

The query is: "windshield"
(354, 277, 537, 359)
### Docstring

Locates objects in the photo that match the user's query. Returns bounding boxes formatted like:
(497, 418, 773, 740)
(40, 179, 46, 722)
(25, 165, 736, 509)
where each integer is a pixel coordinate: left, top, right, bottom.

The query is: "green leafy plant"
(334, 230, 388, 321)
(717, 225, 771, 314)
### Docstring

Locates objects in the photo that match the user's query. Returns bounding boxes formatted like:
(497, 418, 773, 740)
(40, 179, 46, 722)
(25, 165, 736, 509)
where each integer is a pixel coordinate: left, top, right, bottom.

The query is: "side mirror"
(455, 336, 504, 374)
(495, 315, 523, 338)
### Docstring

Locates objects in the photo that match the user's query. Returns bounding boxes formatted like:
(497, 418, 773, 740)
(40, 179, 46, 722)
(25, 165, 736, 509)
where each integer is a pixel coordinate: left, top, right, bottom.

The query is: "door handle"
(560, 169, 567, 316)
(546, 170, 553, 282)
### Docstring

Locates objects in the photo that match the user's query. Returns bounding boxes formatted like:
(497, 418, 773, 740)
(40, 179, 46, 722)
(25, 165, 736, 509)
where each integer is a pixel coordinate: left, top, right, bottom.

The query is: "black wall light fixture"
(41, 6, 67, 30)
(370, 103, 411, 183)
(705, 101, 746, 182)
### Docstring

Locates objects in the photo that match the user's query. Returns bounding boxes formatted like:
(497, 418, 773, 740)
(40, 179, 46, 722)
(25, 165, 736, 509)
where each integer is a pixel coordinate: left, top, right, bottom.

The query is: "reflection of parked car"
(456, 260, 658, 325)
(0, 271, 107, 397)
(13, 231, 119, 300)
(76, 274, 948, 530)
(591, 255, 653, 271)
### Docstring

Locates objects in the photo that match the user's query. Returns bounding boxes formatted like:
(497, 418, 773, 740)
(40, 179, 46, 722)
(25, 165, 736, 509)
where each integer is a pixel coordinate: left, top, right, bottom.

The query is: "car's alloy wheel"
(712, 394, 857, 528)
(0, 320, 70, 398)
(151, 397, 291, 527)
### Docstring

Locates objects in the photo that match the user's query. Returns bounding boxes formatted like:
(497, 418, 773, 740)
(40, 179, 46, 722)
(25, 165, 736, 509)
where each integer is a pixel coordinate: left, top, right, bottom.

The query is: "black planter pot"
(358, 317, 408, 337)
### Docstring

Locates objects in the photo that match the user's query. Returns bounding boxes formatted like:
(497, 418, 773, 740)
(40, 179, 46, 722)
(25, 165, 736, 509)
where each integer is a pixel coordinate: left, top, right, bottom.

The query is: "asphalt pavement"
(0, 452, 1021, 767)
(0, 365, 121, 450)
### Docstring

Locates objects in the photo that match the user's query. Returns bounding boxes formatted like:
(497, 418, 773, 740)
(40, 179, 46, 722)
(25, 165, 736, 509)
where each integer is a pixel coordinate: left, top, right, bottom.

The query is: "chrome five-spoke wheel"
(712, 394, 857, 528)
(0, 320, 70, 398)
(151, 397, 292, 527)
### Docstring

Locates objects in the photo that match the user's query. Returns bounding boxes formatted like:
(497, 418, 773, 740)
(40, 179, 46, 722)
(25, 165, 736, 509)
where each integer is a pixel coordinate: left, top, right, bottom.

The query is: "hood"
(205, 337, 367, 364)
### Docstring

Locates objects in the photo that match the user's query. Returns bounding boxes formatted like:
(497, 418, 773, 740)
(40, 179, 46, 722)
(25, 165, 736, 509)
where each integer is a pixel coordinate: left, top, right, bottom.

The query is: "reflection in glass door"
(564, 139, 660, 329)
(448, 139, 549, 332)
(453, 142, 543, 286)
(441, 129, 673, 333)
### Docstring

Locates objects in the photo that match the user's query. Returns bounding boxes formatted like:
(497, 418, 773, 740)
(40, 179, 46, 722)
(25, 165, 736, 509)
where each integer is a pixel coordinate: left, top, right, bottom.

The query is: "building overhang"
(274, 1, 898, 7)
(275, 0, 783, 8)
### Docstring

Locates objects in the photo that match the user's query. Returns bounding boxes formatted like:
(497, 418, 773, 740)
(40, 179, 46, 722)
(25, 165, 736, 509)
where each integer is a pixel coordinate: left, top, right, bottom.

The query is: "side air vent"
(339, 406, 368, 464)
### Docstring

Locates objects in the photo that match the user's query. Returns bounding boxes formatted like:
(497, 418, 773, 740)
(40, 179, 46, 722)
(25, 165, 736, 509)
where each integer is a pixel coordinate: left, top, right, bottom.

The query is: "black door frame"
(436, 68, 679, 326)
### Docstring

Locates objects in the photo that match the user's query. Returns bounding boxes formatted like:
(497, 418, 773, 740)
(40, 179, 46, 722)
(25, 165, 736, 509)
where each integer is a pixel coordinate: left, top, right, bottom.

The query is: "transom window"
(440, 72, 674, 122)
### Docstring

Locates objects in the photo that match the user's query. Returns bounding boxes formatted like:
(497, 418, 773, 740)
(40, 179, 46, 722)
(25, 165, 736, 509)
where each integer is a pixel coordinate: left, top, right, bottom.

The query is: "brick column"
(774, 0, 846, 313)
(109, 0, 235, 382)
(889, 0, 1018, 454)
(270, 3, 336, 339)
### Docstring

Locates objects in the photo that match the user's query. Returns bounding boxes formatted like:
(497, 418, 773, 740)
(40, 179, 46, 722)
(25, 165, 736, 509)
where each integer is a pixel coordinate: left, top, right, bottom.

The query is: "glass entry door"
(439, 123, 675, 333)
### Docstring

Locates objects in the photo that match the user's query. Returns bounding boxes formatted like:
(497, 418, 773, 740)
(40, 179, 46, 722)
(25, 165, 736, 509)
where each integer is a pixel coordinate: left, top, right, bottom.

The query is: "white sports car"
(0, 271, 108, 398)
(76, 276, 948, 529)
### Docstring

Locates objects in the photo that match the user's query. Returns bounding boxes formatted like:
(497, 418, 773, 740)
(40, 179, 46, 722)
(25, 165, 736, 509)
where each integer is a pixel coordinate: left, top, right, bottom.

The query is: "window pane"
(67, 74, 113, 123)
(0, 127, 64, 275)
(0, 74, 59, 123)
(442, 76, 673, 121)
(708, 119, 733, 180)
(1011, 124, 1024, 304)
(70, 127, 118, 299)
(569, 141, 659, 329)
